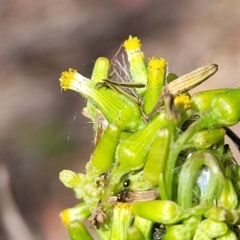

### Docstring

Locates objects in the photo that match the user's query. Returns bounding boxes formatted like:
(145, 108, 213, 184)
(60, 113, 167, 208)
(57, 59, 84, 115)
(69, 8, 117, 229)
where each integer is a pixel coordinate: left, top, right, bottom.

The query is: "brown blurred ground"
(0, 0, 240, 239)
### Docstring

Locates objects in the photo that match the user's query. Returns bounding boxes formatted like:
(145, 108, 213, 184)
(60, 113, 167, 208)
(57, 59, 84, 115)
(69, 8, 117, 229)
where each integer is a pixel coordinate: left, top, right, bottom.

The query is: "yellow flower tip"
(60, 208, 71, 226)
(148, 57, 167, 70)
(59, 68, 77, 91)
(59, 68, 87, 92)
(174, 94, 192, 110)
(123, 35, 142, 51)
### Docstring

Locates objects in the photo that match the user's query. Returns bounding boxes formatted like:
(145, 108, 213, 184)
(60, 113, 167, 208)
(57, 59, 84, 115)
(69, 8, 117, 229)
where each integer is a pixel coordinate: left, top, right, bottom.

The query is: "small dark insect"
(117, 190, 130, 202)
(123, 179, 130, 187)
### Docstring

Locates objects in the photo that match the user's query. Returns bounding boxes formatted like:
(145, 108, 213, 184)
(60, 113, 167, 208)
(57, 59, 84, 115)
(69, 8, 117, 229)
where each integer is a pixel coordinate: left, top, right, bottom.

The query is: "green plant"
(59, 36, 240, 239)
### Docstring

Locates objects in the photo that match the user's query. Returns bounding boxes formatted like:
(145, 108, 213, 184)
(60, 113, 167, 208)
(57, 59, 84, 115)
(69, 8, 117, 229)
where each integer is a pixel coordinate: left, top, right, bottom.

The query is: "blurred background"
(0, 0, 240, 239)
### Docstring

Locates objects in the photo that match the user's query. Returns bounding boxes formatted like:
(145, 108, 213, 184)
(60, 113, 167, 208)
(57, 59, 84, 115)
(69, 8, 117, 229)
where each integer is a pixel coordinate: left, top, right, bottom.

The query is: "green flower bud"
(200, 219, 228, 238)
(186, 128, 225, 149)
(143, 128, 170, 186)
(193, 230, 212, 240)
(183, 215, 202, 227)
(204, 207, 227, 222)
(115, 113, 167, 172)
(67, 220, 94, 240)
(143, 57, 167, 114)
(60, 69, 144, 131)
(59, 171, 86, 200)
(59, 170, 81, 189)
(91, 57, 110, 83)
(110, 203, 133, 240)
(163, 223, 195, 240)
(132, 200, 205, 224)
(170, 216, 203, 240)
(218, 178, 238, 210)
(86, 124, 121, 177)
(209, 88, 240, 126)
(216, 229, 237, 240)
(60, 203, 91, 226)
(191, 89, 230, 112)
(126, 226, 145, 240)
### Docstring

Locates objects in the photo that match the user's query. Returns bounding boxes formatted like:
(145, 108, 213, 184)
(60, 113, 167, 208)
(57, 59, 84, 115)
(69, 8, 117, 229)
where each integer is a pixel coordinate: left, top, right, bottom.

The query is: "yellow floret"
(60, 208, 72, 226)
(148, 57, 167, 69)
(59, 68, 78, 91)
(60, 203, 90, 226)
(148, 57, 167, 70)
(59, 68, 88, 94)
(174, 94, 192, 110)
(123, 35, 142, 51)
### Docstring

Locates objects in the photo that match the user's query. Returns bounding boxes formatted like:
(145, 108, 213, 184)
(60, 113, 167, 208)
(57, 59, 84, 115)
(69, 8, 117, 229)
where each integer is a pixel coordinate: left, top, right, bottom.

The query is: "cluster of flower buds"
(59, 36, 240, 240)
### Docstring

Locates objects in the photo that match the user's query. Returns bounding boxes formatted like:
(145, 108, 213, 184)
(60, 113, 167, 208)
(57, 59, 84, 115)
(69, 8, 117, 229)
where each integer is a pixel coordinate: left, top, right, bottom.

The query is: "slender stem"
(178, 151, 225, 208)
